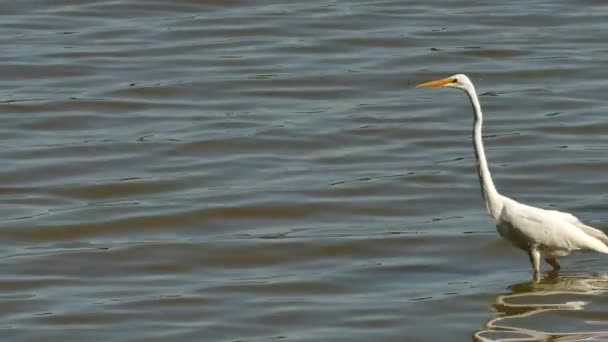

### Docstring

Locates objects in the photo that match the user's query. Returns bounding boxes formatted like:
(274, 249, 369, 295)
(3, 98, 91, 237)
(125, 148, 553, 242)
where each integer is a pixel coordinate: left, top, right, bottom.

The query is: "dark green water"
(2, 1, 608, 341)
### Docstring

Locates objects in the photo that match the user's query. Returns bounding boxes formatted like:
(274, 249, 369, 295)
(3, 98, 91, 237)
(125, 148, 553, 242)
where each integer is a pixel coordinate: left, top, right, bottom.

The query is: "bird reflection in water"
(474, 272, 608, 341)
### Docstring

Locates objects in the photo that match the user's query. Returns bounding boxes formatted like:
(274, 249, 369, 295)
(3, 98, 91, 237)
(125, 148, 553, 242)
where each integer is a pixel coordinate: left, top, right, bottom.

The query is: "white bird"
(417, 74, 608, 281)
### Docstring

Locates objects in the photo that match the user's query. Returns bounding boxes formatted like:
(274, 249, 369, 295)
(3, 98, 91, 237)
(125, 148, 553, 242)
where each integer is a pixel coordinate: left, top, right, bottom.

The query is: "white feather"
(418, 73, 608, 281)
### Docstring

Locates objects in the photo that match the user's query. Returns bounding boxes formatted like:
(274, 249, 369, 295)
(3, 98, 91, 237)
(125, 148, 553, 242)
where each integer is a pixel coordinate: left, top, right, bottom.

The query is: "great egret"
(417, 74, 608, 281)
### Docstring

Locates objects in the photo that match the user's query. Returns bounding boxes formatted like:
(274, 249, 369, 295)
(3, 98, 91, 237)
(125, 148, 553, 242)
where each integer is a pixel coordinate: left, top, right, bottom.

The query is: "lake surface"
(2, 1, 608, 341)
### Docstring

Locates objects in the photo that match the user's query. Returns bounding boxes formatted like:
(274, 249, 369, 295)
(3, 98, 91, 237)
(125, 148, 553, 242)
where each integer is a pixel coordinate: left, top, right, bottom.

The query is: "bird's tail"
(576, 223, 608, 253)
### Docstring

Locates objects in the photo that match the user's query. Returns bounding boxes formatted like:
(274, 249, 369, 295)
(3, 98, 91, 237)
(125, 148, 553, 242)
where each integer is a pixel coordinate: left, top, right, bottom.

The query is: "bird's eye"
(451, 78, 458, 83)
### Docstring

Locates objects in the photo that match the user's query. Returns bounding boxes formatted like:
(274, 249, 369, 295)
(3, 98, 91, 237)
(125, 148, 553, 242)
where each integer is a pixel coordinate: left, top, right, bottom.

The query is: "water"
(2, 1, 608, 341)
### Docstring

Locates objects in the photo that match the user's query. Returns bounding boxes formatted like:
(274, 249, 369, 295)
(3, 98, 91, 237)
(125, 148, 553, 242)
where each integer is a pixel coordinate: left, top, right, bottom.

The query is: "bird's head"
(416, 74, 474, 92)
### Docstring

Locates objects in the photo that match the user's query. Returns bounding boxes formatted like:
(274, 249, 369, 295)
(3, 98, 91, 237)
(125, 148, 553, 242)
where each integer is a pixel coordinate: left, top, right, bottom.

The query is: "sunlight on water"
(475, 273, 608, 341)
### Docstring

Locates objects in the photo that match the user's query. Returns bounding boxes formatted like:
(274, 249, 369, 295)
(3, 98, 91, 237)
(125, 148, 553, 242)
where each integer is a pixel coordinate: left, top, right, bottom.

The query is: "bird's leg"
(528, 248, 541, 282)
(544, 257, 560, 271)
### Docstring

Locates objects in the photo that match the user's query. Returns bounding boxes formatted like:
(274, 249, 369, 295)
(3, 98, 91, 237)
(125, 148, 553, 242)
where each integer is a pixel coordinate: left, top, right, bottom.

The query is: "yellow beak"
(416, 77, 453, 88)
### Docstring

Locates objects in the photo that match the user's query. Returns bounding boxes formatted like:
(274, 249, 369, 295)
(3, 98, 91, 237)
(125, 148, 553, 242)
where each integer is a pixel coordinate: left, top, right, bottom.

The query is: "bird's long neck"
(466, 87, 503, 220)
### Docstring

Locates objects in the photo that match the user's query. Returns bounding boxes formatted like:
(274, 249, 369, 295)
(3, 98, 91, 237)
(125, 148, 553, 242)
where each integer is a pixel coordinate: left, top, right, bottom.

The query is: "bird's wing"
(549, 210, 608, 246)
(500, 201, 608, 253)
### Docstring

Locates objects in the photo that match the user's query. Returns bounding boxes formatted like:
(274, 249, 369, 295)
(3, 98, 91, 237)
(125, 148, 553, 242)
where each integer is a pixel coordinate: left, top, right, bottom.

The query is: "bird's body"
(496, 196, 608, 256)
(417, 74, 608, 281)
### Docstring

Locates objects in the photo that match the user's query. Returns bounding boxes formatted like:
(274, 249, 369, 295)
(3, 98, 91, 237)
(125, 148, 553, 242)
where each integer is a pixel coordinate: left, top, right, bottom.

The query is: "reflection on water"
(474, 273, 608, 341)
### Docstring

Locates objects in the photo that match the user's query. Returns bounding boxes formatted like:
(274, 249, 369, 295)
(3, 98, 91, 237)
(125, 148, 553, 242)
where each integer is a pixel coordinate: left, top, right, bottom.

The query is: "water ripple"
(2, 0, 608, 341)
